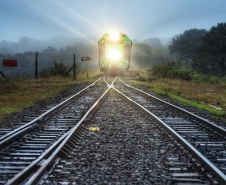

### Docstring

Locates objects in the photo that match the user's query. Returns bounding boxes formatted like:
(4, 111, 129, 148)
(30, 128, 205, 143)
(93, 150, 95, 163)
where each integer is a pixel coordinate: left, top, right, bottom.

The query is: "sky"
(0, 0, 226, 42)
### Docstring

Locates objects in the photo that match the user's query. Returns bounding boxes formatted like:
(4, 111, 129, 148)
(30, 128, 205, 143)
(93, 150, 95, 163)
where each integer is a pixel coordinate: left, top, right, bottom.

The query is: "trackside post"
(74, 54, 76, 80)
(81, 56, 91, 78)
(35, 52, 38, 78)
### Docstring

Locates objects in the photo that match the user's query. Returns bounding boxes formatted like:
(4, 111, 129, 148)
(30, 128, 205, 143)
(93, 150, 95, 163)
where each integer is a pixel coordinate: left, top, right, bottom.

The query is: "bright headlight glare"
(110, 33, 119, 41)
(107, 48, 120, 60)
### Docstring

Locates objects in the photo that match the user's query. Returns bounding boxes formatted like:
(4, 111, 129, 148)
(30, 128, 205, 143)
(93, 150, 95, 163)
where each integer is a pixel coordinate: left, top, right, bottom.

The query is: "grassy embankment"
(1, 67, 226, 120)
(0, 70, 103, 119)
(126, 69, 226, 119)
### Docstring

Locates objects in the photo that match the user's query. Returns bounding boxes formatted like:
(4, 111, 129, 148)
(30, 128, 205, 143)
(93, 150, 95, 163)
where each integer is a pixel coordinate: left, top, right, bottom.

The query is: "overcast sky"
(0, 0, 226, 42)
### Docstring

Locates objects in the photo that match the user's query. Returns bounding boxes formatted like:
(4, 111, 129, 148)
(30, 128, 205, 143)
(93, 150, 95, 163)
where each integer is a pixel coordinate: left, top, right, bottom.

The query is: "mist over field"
(0, 35, 173, 78)
(0, 35, 172, 54)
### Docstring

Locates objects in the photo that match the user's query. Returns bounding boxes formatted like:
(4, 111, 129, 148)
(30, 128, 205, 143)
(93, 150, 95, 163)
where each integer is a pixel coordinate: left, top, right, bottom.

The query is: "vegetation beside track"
(126, 68, 226, 119)
(1, 65, 226, 120)
(0, 70, 103, 119)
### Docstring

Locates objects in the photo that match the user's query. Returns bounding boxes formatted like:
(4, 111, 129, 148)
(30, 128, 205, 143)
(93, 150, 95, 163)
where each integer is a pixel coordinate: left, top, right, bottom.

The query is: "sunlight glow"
(110, 33, 119, 41)
(55, 1, 101, 32)
(47, 15, 96, 44)
(107, 48, 120, 60)
(21, 0, 96, 44)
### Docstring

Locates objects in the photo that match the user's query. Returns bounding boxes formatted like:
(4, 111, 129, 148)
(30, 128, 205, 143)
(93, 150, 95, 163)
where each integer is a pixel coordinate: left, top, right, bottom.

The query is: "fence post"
(74, 54, 76, 80)
(35, 52, 38, 78)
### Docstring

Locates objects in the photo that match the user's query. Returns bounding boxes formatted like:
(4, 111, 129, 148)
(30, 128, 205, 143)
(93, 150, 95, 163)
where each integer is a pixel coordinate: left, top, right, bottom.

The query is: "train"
(98, 33, 132, 73)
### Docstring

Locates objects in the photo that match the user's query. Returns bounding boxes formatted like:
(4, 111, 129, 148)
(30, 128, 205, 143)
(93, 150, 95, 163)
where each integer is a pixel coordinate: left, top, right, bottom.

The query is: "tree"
(144, 38, 163, 48)
(169, 29, 207, 62)
(42, 46, 57, 54)
(131, 43, 152, 67)
(201, 23, 226, 77)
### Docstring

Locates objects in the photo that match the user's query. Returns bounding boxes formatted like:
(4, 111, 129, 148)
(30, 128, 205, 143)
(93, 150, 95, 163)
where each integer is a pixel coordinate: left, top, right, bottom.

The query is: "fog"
(0, 35, 174, 78)
(0, 35, 172, 54)
(0, 36, 99, 54)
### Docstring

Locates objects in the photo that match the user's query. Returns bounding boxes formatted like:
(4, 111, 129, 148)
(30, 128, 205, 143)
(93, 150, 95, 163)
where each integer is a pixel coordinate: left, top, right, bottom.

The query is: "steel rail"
(103, 76, 118, 88)
(6, 77, 117, 185)
(118, 78, 226, 135)
(0, 78, 103, 149)
(111, 85, 226, 184)
(103, 76, 110, 86)
(5, 129, 69, 185)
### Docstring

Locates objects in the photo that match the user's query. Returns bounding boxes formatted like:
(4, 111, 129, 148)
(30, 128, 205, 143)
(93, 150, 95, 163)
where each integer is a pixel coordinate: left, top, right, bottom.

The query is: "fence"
(0, 53, 76, 79)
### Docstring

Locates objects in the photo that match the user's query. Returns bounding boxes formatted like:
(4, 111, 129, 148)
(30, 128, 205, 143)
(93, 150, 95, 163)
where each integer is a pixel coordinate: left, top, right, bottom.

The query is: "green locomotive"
(98, 33, 132, 73)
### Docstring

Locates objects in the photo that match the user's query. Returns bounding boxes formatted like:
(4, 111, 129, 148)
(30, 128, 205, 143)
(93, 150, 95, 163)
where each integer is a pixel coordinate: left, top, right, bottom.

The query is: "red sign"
(3, 60, 17, 67)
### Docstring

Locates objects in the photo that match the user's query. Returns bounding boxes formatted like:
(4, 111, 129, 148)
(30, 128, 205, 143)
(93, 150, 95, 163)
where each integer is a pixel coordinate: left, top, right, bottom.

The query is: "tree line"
(169, 23, 226, 77)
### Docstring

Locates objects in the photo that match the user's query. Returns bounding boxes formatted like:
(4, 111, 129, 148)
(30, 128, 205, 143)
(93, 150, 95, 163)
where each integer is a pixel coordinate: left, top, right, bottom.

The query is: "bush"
(151, 62, 192, 80)
(40, 62, 69, 78)
(0, 78, 17, 94)
(150, 62, 222, 83)
(207, 76, 221, 84)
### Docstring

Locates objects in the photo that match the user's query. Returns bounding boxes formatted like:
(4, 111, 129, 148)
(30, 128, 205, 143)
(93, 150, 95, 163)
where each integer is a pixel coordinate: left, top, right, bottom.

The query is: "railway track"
(0, 78, 107, 184)
(41, 84, 214, 184)
(0, 82, 96, 139)
(116, 78, 226, 180)
(0, 77, 225, 184)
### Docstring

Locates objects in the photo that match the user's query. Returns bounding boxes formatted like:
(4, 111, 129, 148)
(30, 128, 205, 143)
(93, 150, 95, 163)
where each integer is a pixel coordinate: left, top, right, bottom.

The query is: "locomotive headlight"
(107, 48, 120, 60)
(110, 33, 119, 41)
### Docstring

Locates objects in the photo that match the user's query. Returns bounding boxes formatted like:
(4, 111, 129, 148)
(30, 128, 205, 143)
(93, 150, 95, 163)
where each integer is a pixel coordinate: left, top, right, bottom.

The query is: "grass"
(150, 62, 223, 83)
(95, 81, 102, 87)
(152, 87, 225, 117)
(125, 69, 226, 119)
(74, 70, 103, 83)
(0, 70, 103, 119)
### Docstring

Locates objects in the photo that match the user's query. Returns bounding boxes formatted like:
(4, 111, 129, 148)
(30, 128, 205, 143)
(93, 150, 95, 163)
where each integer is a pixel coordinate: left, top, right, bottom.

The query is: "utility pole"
(74, 54, 76, 80)
(35, 52, 38, 78)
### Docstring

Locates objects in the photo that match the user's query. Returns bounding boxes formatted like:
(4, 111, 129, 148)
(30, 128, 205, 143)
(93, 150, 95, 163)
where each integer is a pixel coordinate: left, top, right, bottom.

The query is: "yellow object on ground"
(89, 127, 99, 131)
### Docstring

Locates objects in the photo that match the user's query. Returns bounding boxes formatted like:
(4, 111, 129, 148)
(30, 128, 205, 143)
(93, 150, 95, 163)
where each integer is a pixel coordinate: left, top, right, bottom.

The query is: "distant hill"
(0, 36, 97, 54)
